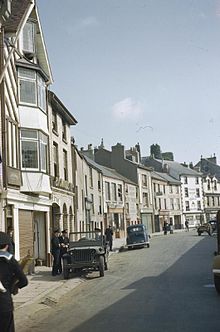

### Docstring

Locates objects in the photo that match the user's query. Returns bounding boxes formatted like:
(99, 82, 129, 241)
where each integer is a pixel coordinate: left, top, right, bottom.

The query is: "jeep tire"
(99, 256, 104, 277)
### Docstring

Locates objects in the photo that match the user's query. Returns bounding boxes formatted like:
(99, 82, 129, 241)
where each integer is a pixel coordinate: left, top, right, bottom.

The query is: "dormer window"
(22, 21, 36, 56)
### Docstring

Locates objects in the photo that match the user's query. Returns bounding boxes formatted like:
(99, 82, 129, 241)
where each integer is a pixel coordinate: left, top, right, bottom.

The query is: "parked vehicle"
(62, 229, 109, 279)
(126, 224, 150, 249)
(197, 222, 212, 236)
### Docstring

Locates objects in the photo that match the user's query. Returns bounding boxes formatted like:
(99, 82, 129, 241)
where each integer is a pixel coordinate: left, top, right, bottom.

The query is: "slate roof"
(83, 155, 137, 186)
(195, 158, 220, 181)
(142, 157, 202, 180)
(153, 171, 181, 185)
(4, 0, 32, 33)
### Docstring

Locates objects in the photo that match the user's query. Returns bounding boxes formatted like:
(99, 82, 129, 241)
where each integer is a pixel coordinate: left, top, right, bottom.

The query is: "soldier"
(0, 231, 28, 332)
(105, 225, 113, 251)
(51, 230, 61, 276)
(58, 230, 69, 273)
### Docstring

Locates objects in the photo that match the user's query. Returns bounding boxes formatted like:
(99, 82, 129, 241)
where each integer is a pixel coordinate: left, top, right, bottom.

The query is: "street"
(16, 231, 219, 332)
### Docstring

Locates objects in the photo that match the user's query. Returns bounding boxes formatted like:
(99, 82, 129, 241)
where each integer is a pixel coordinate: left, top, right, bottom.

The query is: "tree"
(150, 144, 162, 159)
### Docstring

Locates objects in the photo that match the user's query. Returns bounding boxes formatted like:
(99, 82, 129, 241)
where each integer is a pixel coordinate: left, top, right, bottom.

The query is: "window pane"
(20, 79, 36, 104)
(22, 141, 38, 168)
(21, 130, 38, 139)
(23, 22, 35, 53)
(40, 142, 47, 171)
(19, 67, 35, 79)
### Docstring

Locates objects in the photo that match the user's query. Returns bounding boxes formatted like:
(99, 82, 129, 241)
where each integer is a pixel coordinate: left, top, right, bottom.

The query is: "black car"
(62, 230, 109, 279)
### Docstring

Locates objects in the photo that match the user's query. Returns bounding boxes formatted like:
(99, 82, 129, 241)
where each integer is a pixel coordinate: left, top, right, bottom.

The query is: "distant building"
(142, 157, 204, 228)
(195, 155, 220, 221)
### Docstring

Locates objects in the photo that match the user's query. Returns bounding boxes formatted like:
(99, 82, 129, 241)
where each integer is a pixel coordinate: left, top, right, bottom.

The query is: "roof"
(48, 91, 77, 125)
(83, 155, 137, 186)
(3, 0, 33, 33)
(153, 171, 181, 185)
(142, 157, 202, 180)
(195, 158, 220, 181)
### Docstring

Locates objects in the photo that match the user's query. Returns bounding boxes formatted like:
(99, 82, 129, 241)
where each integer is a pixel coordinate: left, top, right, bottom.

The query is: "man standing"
(105, 225, 113, 251)
(51, 230, 60, 276)
(0, 231, 28, 332)
(58, 230, 69, 273)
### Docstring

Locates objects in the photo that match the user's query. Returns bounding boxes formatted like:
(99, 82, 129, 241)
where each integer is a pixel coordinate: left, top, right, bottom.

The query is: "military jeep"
(62, 230, 109, 279)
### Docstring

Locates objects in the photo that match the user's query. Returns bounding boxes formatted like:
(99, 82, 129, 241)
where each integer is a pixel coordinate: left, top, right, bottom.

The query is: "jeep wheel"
(99, 256, 105, 277)
(214, 275, 220, 294)
(198, 232, 201, 236)
(147, 243, 150, 248)
(63, 259, 69, 279)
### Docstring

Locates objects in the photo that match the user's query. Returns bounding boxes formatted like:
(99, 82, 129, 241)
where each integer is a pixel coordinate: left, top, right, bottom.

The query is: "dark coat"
(59, 236, 69, 256)
(51, 236, 60, 254)
(0, 251, 28, 313)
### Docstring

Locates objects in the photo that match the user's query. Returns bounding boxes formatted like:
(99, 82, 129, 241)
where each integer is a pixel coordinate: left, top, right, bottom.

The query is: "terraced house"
(0, 0, 53, 265)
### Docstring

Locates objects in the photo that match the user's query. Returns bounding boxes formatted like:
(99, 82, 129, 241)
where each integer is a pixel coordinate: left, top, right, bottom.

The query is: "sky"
(37, 0, 220, 164)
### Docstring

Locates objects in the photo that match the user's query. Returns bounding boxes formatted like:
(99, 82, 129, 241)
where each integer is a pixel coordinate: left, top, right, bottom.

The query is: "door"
(33, 212, 46, 262)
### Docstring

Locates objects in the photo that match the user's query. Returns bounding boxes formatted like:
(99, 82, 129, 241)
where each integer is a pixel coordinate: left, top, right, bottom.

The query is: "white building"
(0, 0, 53, 264)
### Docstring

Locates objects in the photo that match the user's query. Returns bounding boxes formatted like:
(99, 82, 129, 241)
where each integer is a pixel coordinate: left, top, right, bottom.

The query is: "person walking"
(105, 225, 113, 251)
(58, 230, 69, 273)
(0, 231, 28, 332)
(7, 227, 15, 255)
(185, 220, 189, 231)
(51, 230, 61, 276)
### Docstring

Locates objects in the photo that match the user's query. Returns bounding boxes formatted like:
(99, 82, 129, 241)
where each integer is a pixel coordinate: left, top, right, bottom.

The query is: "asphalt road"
(18, 231, 220, 332)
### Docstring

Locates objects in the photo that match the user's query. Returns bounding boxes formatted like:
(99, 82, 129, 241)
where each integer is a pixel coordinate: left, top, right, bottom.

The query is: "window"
(197, 201, 201, 210)
(212, 196, 215, 207)
(22, 21, 35, 54)
(98, 173, 101, 190)
(195, 177, 199, 184)
(207, 196, 210, 206)
(184, 176, 188, 184)
(196, 188, 200, 197)
(164, 199, 167, 210)
(207, 179, 211, 190)
(52, 111, 57, 132)
(99, 196, 102, 214)
(21, 129, 48, 172)
(91, 194, 95, 214)
(184, 188, 189, 197)
(111, 183, 117, 201)
(142, 174, 147, 186)
(105, 181, 110, 200)
(169, 185, 173, 194)
(176, 186, 179, 194)
(18, 68, 46, 111)
(85, 175, 88, 196)
(89, 167, 93, 188)
(63, 149, 68, 181)
(218, 196, 220, 206)
(186, 201, 190, 211)
(118, 184, 123, 201)
(170, 198, 174, 210)
(62, 121, 67, 141)
(143, 192, 148, 207)
(214, 180, 217, 191)
(53, 142, 59, 177)
(163, 185, 165, 194)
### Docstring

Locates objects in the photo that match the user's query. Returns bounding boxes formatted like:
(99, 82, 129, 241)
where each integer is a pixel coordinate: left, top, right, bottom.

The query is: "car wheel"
(214, 275, 220, 294)
(198, 232, 201, 236)
(104, 258, 108, 271)
(147, 243, 150, 248)
(99, 256, 105, 277)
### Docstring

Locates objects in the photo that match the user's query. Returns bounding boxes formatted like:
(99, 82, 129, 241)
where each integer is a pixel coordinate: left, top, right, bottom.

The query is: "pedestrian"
(185, 220, 189, 231)
(58, 230, 69, 273)
(163, 221, 168, 235)
(7, 227, 15, 255)
(0, 231, 28, 332)
(105, 225, 113, 251)
(51, 230, 60, 276)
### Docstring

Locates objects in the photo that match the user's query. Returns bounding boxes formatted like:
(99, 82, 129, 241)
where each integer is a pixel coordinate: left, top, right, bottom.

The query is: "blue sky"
(37, 0, 220, 163)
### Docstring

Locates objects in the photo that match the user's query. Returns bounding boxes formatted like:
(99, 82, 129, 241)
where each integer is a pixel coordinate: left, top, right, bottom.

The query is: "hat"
(0, 232, 11, 245)
(54, 229, 59, 233)
(61, 230, 67, 234)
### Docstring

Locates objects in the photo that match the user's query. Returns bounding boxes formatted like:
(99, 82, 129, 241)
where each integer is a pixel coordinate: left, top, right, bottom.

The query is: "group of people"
(51, 229, 69, 276)
(0, 231, 28, 332)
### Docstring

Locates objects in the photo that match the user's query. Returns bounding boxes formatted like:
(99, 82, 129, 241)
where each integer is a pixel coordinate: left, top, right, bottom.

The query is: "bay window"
(21, 129, 48, 172)
(18, 68, 46, 111)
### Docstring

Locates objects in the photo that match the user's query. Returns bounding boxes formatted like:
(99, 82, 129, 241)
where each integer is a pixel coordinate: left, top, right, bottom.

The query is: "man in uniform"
(51, 230, 61, 276)
(0, 231, 28, 332)
(58, 230, 69, 273)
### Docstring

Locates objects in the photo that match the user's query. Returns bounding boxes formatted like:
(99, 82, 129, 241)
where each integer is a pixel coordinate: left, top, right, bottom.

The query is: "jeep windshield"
(69, 231, 104, 248)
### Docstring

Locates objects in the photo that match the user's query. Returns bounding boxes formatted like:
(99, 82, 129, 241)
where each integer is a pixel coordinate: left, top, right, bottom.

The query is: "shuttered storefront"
(19, 210, 34, 259)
